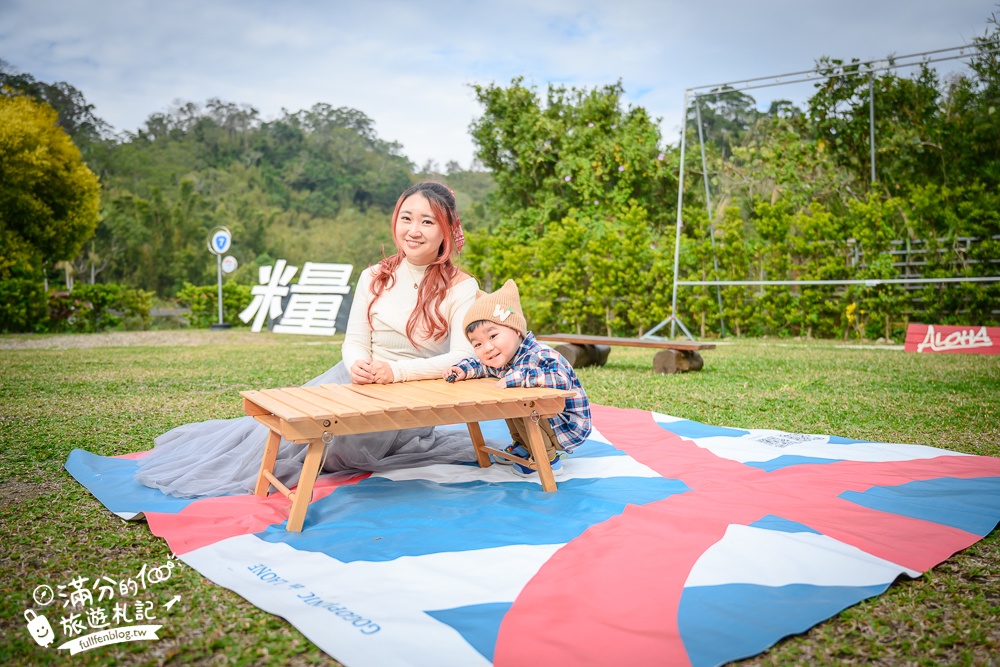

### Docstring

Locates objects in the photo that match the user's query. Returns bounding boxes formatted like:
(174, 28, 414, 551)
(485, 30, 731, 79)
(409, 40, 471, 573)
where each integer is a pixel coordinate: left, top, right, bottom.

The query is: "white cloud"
(1, 0, 993, 167)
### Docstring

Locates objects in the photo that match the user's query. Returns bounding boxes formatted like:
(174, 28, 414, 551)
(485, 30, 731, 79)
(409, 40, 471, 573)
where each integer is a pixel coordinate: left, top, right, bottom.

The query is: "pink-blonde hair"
(368, 182, 466, 345)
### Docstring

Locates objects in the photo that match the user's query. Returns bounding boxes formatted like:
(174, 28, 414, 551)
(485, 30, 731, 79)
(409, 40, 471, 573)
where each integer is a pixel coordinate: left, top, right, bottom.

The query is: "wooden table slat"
(280, 386, 362, 417)
(461, 378, 575, 404)
(418, 378, 575, 409)
(414, 378, 504, 406)
(369, 381, 459, 408)
(259, 388, 344, 421)
(443, 378, 528, 404)
(239, 390, 312, 421)
(411, 381, 481, 406)
(291, 386, 377, 417)
(306, 384, 396, 415)
(342, 383, 435, 411)
(308, 385, 403, 414)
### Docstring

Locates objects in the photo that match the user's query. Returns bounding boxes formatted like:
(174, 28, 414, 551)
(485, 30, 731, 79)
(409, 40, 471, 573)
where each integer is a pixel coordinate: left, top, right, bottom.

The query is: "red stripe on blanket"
(145, 473, 370, 554)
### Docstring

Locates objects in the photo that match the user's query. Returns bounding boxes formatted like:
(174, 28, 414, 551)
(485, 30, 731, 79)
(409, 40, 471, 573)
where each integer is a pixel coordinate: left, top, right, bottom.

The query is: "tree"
(77, 97, 418, 295)
(808, 58, 945, 192)
(467, 78, 676, 334)
(0, 93, 100, 279)
(469, 78, 676, 235)
(688, 87, 762, 158)
(0, 60, 110, 149)
(939, 14, 1000, 188)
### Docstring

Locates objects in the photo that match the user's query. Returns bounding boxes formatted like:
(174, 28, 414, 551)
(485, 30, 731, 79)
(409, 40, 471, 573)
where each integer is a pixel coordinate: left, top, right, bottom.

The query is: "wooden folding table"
(241, 378, 575, 531)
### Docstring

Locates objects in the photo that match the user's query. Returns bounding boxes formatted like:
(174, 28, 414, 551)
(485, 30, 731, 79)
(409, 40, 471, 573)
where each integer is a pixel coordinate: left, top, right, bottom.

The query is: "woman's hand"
(369, 360, 394, 384)
(351, 359, 395, 384)
(442, 366, 466, 382)
(350, 359, 376, 384)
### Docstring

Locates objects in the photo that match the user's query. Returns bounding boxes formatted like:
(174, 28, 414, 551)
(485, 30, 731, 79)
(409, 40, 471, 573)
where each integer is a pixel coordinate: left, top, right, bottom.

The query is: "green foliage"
(674, 21, 1000, 338)
(810, 60, 944, 191)
(0, 278, 49, 332)
(722, 114, 853, 215)
(46, 283, 154, 332)
(511, 203, 667, 335)
(676, 186, 997, 339)
(0, 225, 41, 281)
(689, 87, 778, 159)
(116, 285, 155, 329)
(0, 58, 110, 146)
(806, 23, 1000, 195)
(469, 77, 676, 235)
(466, 55, 1000, 339)
(467, 78, 676, 335)
(82, 99, 429, 296)
(176, 282, 253, 328)
(0, 92, 101, 278)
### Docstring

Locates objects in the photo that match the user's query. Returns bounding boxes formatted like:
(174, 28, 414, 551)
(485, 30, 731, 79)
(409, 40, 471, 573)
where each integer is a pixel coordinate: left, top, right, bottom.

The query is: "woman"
(135, 182, 486, 497)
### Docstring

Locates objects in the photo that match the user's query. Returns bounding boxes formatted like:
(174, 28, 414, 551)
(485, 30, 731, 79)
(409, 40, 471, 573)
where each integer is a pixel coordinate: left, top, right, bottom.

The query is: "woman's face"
(394, 193, 445, 266)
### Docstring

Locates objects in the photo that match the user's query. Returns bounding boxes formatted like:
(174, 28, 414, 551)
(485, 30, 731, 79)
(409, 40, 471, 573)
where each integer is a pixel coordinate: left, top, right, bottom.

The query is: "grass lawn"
(1, 330, 998, 666)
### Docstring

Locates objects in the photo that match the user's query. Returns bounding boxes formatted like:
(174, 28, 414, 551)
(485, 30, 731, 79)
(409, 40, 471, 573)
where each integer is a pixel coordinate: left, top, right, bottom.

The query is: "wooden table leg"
(466, 421, 492, 467)
(286, 439, 325, 532)
(521, 417, 557, 492)
(254, 429, 282, 496)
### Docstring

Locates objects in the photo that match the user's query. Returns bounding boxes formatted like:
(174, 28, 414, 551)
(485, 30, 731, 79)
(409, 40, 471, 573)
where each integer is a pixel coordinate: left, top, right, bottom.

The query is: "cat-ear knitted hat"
(462, 279, 527, 336)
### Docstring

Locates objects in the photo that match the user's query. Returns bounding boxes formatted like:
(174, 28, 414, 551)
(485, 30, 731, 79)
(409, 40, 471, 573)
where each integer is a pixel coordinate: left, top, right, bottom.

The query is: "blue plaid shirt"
(456, 332, 592, 452)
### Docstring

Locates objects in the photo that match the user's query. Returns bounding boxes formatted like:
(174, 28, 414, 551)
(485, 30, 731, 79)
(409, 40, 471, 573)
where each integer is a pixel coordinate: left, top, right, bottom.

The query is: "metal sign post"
(207, 227, 233, 330)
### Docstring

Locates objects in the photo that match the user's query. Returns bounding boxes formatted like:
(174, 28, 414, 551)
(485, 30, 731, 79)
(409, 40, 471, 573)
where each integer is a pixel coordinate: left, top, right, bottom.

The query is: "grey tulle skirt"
(133, 361, 485, 498)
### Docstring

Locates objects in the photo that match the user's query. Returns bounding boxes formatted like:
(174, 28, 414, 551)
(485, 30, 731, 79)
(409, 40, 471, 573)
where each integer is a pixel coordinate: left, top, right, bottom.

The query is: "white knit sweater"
(342, 260, 478, 382)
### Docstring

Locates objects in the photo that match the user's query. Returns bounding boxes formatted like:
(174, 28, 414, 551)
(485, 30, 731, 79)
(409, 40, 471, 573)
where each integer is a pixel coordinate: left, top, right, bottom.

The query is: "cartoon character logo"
(24, 609, 55, 647)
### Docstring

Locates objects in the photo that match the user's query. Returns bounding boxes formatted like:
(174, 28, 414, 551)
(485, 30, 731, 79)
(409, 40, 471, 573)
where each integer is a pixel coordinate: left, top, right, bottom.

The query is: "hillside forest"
(1, 12, 998, 338)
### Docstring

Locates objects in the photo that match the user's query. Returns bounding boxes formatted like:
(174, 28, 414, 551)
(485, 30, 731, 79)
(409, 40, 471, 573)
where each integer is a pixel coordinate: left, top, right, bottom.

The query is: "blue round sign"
(208, 227, 232, 255)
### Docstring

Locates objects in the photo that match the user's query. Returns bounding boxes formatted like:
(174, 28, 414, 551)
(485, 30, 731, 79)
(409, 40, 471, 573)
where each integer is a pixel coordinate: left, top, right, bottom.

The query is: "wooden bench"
(241, 378, 575, 531)
(537, 333, 716, 373)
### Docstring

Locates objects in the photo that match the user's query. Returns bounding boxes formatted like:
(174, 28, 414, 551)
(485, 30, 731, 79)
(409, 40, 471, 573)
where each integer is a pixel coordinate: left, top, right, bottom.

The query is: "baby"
(443, 279, 592, 477)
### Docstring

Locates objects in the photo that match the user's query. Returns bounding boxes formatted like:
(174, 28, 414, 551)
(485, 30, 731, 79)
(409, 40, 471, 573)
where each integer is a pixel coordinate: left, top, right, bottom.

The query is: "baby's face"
(468, 323, 522, 369)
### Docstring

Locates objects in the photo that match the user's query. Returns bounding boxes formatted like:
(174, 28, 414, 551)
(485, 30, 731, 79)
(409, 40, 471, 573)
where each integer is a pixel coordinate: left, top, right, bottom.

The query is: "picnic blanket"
(66, 404, 1000, 667)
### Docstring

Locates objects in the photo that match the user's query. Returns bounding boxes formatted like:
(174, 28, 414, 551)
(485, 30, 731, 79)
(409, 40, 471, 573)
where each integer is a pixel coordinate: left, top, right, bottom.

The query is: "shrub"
(46, 284, 155, 333)
(117, 287, 155, 330)
(176, 282, 252, 328)
(0, 278, 49, 332)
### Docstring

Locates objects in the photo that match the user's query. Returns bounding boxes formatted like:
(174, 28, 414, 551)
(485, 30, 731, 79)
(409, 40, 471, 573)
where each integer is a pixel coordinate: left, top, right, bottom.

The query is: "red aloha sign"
(904, 323, 1000, 355)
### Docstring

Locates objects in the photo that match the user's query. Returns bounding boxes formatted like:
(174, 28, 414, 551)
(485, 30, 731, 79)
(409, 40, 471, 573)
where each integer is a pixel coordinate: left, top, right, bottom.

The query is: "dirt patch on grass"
(0, 480, 63, 507)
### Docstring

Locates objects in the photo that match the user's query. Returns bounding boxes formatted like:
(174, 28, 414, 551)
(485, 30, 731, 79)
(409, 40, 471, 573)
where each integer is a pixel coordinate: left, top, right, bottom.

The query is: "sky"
(0, 0, 995, 169)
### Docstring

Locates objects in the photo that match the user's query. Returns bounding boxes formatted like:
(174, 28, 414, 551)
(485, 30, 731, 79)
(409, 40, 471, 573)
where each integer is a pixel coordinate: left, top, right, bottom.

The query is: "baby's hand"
(495, 378, 506, 389)
(443, 367, 465, 382)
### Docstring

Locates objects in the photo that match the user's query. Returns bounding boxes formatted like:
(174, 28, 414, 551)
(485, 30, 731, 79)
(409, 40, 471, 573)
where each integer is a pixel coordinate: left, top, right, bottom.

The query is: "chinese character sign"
(239, 261, 353, 335)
